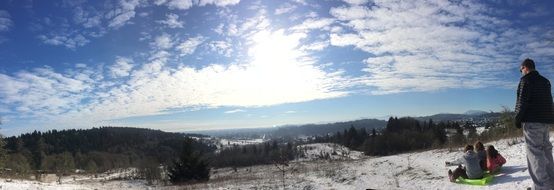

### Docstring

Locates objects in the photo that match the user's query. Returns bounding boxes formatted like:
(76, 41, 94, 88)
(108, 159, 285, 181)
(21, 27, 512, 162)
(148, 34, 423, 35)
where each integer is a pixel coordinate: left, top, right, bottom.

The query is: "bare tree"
(389, 163, 400, 188)
(499, 106, 522, 146)
(405, 154, 414, 170)
(272, 151, 296, 190)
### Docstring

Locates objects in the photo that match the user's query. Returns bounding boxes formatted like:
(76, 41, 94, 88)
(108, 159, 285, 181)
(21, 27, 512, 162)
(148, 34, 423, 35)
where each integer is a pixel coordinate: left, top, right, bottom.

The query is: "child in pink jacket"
(486, 145, 506, 173)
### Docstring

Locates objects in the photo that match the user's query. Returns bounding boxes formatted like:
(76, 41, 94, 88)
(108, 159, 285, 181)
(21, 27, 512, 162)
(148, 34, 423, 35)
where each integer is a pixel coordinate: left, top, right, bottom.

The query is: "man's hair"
(521, 58, 536, 70)
(464, 144, 474, 152)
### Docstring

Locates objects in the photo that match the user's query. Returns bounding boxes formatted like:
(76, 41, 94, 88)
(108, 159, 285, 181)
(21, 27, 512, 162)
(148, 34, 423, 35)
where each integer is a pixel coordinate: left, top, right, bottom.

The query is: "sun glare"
(227, 29, 335, 104)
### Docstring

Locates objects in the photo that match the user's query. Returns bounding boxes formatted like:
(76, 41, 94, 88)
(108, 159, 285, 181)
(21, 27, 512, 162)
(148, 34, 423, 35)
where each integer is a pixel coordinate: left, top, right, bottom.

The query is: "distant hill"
(194, 119, 387, 138)
(272, 119, 387, 137)
(415, 111, 501, 122)
(193, 111, 502, 138)
(189, 127, 276, 138)
(464, 110, 489, 115)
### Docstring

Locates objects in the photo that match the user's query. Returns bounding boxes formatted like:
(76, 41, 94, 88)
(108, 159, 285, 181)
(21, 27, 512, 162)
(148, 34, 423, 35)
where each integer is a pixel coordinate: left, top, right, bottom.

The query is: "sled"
(456, 173, 493, 186)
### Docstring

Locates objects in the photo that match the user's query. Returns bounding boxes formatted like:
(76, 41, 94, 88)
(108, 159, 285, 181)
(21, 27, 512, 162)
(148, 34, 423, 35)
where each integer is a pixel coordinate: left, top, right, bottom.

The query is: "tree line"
(209, 140, 299, 169)
(309, 117, 447, 155)
(309, 111, 518, 156)
(0, 127, 215, 178)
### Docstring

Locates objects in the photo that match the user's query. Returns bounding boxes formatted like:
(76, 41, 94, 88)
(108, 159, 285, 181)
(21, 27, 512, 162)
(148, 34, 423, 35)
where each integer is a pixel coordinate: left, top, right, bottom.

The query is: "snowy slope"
(297, 143, 364, 161)
(1, 134, 548, 189)
(0, 168, 163, 190)
(184, 134, 543, 189)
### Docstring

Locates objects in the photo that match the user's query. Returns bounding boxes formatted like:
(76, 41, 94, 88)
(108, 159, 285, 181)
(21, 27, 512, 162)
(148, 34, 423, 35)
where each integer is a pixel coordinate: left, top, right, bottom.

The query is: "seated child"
(474, 141, 486, 170)
(445, 144, 483, 182)
(486, 145, 506, 173)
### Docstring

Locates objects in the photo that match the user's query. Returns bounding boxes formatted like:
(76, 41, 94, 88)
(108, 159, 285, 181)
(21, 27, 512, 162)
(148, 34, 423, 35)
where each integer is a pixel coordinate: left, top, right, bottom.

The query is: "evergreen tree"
(371, 128, 377, 137)
(168, 138, 210, 184)
(0, 118, 7, 168)
(5, 153, 31, 173)
(0, 133, 6, 168)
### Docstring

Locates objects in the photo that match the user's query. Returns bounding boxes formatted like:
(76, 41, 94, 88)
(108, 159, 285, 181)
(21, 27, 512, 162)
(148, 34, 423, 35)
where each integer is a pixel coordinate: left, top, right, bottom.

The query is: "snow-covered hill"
(185, 135, 539, 189)
(1, 134, 548, 189)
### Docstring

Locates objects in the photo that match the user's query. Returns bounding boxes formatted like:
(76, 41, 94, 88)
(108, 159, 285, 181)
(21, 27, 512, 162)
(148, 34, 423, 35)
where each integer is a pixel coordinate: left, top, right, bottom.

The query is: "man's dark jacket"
(515, 70, 554, 128)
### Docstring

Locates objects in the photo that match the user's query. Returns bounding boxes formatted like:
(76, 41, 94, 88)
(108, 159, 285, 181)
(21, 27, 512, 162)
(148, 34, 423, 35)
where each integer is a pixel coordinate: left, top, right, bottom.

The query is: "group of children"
(445, 141, 507, 182)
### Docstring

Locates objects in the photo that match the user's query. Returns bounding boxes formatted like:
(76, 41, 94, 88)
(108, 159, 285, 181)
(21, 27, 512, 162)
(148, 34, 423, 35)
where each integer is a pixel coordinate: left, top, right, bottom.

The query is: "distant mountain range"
(192, 119, 387, 138)
(415, 110, 500, 122)
(464, 110, 489, 115)
(272, 119, 387, 137)
(190, 110, 501, 138)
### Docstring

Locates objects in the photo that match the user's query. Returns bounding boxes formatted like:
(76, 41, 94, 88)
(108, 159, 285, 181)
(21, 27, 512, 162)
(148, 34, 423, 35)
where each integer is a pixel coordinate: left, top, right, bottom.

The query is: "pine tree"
(0, 134, 6, 168)
(0, 118, 6, 168)
(371, 128, 377, 137)
(168, 138, 210, 184)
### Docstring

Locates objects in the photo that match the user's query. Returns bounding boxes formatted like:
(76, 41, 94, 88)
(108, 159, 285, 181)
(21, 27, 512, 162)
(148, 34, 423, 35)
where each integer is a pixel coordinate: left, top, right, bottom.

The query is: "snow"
(297, 143, 364, 161)
(1, 134, 549, 189)
(0, 168, 166, 190)
(0, 178, 155, 190)
(183, 134, 544, 189)
(219, 138, 265, 146)
(476, 126, 487, 134)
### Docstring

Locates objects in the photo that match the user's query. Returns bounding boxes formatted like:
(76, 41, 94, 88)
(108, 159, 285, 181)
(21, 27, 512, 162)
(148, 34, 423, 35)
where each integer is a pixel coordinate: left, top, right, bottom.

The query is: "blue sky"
(0, 0, 553, 136)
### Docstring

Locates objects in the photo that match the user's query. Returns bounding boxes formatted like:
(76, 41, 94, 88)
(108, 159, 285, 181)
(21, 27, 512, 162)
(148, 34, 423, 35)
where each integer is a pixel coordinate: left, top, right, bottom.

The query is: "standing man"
(515, 58, 554, 190)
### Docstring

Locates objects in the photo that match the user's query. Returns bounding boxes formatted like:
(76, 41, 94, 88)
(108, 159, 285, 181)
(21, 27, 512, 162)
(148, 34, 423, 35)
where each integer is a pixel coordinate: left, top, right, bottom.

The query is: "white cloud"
(328, 0, 546, 94)
(176, 36, 206, 56)
(166, 0, 193, 10)
(154, 0, 168, 5)
(0, 10, 12, 43)
(224, 109, 245, 114)
(110, 57, 134, 77)
(0, 67, 93, 117)
(284, 110, 296, 114)
(330, 5, 371, 20)
(291, 0, 307, 5)
(301, 41, 329, 51)
(108, 0, 141, 28)
(163, 0, 239, 10)
(75, 63, 88, 68)
(35, 0, 141, 49)
(0, 10, 12, 32)
(208, 40, 233, 57)
(152, 33, 173, 49)
(237, 15, 270, 37)
(275, 3, 296, 15)
(0, 28, 350, 127)
(197, 0, 240, 7)
(290, 18, 335, 32)
(342, 0, 370, 5)
(157, 13, 184, 28)
(38, 33, 91, 49)
(213, 23, 225, 34)
(329, 33, 362, 47)
(73, 7, 102, 28)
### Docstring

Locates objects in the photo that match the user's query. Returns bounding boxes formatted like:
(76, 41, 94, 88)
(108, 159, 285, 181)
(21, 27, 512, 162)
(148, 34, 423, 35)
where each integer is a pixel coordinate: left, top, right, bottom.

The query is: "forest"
(1, 127, 214, 177)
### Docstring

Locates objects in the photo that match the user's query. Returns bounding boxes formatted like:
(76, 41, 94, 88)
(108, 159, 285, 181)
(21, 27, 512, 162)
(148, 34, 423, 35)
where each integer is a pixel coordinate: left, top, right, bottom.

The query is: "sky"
(0, 0, 553, 136)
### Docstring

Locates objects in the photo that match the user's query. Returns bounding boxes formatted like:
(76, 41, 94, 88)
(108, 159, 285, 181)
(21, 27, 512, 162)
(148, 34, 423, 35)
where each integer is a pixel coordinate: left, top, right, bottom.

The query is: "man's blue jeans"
(523, 122, 554, 190)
